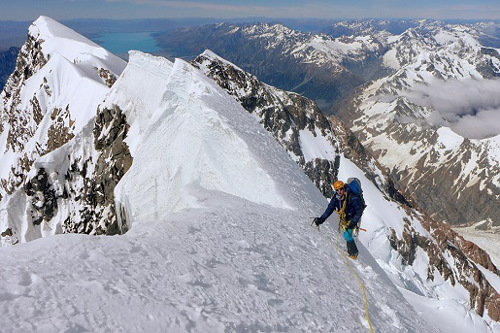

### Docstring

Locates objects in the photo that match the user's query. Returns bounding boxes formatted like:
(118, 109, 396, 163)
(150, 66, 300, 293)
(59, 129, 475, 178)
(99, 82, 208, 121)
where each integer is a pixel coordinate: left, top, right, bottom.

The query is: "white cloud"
(403, 78, 500, 139)
(450, 107, 500, 139)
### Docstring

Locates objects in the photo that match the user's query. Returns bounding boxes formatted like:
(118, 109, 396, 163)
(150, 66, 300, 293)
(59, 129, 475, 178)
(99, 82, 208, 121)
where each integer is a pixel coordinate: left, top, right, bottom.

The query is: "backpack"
(346, 177, 367, 211)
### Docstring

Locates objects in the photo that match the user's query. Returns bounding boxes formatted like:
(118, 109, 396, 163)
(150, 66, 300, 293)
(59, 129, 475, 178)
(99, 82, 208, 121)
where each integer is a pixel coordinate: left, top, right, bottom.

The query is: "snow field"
(0, 188, 435, 332)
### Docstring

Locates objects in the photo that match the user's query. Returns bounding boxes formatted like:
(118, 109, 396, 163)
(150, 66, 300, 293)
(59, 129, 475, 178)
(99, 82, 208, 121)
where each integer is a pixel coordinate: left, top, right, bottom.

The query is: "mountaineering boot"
(346, 240, 358, 259)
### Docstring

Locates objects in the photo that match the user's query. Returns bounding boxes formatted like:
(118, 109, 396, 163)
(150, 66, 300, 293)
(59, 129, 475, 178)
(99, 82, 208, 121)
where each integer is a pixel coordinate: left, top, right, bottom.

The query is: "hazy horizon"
(1, 15, 500, 52)
(3, 0, 500, 22)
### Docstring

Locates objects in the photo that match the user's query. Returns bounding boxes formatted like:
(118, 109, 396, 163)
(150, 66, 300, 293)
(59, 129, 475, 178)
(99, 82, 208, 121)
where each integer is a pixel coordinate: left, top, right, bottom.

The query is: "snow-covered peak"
(199, 49, 246, 73)
(0, 15, 126, 212)
(242, 22, 303, 38)
(0, 16, 126, 154)
(31, 16, 96, 46)
(29, 15, 125, 76)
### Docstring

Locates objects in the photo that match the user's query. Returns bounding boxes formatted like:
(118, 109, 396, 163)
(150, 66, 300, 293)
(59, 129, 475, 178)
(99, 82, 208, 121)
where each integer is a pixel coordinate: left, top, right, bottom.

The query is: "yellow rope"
(335, 234, 374, 333)
(336, 194, 348, 224)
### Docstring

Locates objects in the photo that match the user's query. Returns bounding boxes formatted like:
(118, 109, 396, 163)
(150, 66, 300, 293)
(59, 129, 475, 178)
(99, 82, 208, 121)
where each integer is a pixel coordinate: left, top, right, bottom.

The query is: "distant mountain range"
(156, 19, 500, 227)
(157, 22, 373, 107)
(332, 20, 500, 227)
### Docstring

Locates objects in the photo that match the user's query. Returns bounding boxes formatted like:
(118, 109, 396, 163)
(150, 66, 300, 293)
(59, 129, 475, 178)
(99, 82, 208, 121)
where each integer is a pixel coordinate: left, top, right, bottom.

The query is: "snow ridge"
(113, 53, 308, 226)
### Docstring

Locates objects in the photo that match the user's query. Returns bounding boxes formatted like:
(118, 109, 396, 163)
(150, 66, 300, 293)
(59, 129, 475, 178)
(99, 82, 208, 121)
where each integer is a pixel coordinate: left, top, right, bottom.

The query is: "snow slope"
(0, 192, 434, 332)
(0, 51, 438, 332)
(109, 52, 297, 225)
(337, 156, 500, 333)
(191, 48, 500, 332)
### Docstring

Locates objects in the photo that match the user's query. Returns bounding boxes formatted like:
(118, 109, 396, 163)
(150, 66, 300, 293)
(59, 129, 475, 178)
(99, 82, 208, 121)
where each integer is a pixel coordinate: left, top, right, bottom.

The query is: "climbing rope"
(312, 219, 374, 333)
(336, 195, 348, 225)
(334, 234, 374, 333)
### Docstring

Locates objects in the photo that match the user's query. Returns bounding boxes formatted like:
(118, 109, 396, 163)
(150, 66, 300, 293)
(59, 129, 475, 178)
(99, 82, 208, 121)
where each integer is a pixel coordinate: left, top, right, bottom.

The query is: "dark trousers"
(343, 228, 358, 256)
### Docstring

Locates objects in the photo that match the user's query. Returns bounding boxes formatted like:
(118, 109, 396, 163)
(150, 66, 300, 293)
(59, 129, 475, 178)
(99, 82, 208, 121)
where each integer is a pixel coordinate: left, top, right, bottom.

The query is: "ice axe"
(310, 217, 320, 230)
(353, 226, 367, 237)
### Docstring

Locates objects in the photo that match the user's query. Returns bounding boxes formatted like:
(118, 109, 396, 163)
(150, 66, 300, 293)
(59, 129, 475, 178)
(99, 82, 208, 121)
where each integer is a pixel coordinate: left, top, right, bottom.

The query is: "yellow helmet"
(333, 180, 345, 191)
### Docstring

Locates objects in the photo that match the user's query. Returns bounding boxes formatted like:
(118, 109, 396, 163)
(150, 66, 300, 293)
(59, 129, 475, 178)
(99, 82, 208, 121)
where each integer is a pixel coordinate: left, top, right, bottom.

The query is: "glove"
(313, 217, 325, 226)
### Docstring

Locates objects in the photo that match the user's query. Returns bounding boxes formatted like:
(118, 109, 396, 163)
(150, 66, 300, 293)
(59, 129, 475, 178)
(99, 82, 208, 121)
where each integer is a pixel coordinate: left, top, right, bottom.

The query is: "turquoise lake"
(91, 32, 161, 58)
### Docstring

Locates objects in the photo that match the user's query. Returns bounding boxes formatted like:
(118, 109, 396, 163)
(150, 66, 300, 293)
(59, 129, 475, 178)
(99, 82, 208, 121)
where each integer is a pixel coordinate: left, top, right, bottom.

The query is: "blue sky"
(2, 0, 500, 21)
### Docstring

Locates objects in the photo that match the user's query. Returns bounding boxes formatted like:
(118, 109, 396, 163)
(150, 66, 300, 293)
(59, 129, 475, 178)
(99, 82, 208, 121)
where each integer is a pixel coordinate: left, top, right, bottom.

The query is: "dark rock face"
(91, 105, 132, 233)
(17, 104, 132, 242)
(193, 52, 340, 197)
(1, 34, 47, 154)
(47, 106, 76, 151)
(25, 167, 58, 226)
(0, 35, 48, 203)
(63, 105, 132, 235)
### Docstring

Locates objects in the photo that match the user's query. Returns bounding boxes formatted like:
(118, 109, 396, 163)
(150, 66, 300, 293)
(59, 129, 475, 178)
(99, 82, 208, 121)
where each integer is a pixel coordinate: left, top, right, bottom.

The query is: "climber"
(313, 180, 365, 259)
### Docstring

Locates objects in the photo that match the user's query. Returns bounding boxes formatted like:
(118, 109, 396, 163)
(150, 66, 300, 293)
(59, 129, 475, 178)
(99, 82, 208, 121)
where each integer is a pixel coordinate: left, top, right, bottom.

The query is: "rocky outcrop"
(6, 104, 132, 244)
(389, 212, 500, 320)
(58, 104, 132, 235)
(88, 105, 132, 234)
(94, 66, 118, 88)
(25, 167, 58, 226)
(0, 17, 126, 244)
(1, 33, 47, 154)
(0, 35, 47, 202)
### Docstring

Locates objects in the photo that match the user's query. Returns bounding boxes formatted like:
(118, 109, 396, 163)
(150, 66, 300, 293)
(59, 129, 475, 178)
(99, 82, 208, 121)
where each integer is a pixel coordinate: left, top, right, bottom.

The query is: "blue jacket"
(320, 186, 364, 229)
